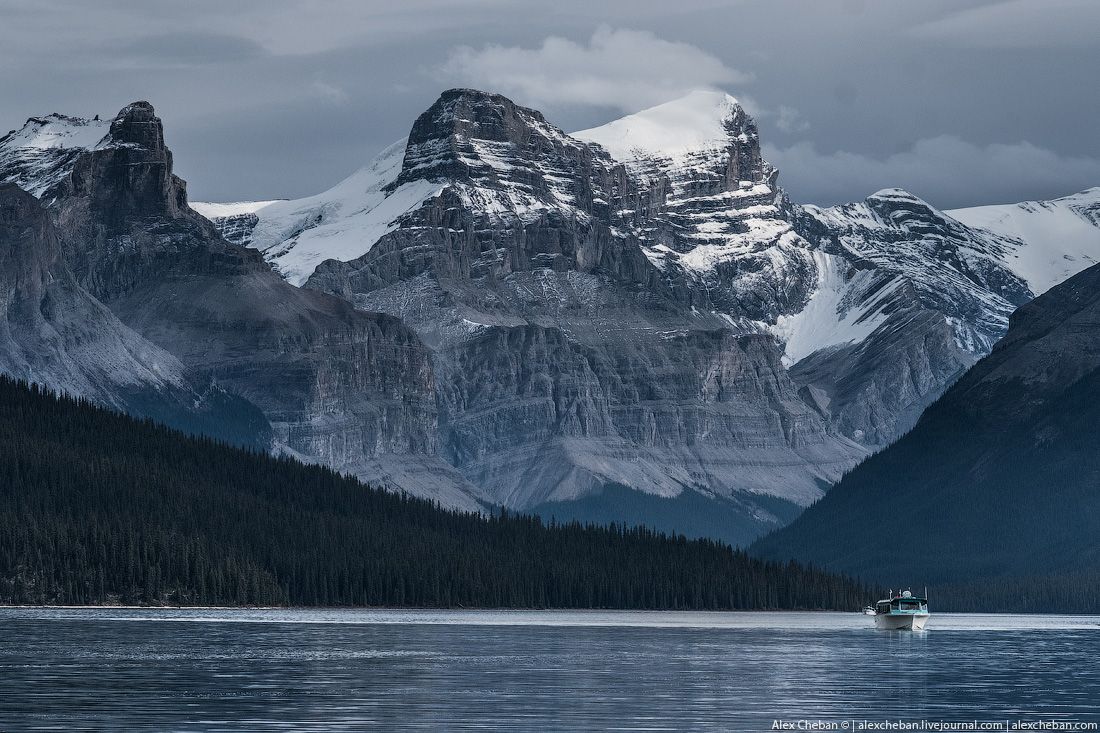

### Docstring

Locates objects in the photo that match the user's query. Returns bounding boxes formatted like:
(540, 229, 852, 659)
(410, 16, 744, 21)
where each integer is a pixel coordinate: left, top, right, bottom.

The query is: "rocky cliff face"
(780, 190, 1022, 444)
(783, 187, 1100, 444)
(194, 88, 1100, 542)
(0, 181, 178, 402)
(0, 181, 270, 447)
(573, 94, 1097, 447)
(312, 89, 660, 295)
(579, 95, 1100, 446)
(0, 102, 485, 510)
(574, 90, 814, 322)
(298, 90, 865, 544)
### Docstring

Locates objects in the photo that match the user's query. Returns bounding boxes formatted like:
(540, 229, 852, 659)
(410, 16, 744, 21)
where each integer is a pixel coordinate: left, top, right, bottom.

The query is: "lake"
(1, 608, 1098, 731)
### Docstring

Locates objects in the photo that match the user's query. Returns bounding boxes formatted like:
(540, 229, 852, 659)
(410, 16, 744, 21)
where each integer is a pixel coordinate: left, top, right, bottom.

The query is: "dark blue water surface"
(1, 608, 1098, 731)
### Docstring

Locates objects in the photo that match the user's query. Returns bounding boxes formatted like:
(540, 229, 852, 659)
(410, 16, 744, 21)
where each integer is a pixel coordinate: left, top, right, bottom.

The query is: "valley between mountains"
(2, 89, 1098, 546)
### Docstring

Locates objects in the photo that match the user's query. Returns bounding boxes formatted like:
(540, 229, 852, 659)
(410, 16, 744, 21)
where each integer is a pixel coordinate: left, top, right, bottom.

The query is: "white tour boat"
(873, 589, 929, 630)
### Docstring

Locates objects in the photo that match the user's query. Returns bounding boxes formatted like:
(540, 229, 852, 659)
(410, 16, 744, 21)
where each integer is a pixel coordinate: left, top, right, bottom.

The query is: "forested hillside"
(0, 376, 866, 609)
(753, 262, 1100, 614)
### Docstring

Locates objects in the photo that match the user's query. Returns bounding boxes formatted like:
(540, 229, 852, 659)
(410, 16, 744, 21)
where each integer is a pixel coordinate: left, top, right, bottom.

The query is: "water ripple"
(0, 608, 1097, 731)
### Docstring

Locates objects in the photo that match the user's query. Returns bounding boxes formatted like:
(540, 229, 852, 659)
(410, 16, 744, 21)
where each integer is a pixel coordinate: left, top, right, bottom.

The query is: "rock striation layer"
(292, 91, 864, 543)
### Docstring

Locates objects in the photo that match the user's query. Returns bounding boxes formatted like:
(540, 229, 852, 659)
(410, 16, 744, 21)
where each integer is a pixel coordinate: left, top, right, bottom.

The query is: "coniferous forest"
(753, 364, 1100, 614)
(0, 376, 868, 609)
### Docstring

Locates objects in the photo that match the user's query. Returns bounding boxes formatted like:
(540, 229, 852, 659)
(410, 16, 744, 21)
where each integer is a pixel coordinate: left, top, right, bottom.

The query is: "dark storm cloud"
(1, 0, 1097, 208)
(108, 32, 269, 68)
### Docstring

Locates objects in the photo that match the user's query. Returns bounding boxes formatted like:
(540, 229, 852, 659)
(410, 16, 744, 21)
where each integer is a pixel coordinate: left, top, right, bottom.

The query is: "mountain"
(573, 90, 809, 324)
(752, 258, 1100, 611)
(0, 102, 487, 510)
(193, 88, 1100, 543)
(948, 187, 1100, 292)
(0, 374, 869, 610)
(575, 94, 1100, 447)
(202, 89, 867, 545)
(0, 123, 267, 448)
(786, 187, 1100, 445)
(5, 91, 1098, 544)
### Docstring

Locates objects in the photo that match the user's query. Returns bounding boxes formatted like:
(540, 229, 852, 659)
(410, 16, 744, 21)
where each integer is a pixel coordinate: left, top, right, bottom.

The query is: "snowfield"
(192, 139, 445, 286)
(948, 188, 1100, 293)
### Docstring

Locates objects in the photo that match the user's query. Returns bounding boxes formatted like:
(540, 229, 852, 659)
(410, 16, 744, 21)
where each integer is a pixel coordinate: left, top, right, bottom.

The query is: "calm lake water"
(1, 608, 1098, 731)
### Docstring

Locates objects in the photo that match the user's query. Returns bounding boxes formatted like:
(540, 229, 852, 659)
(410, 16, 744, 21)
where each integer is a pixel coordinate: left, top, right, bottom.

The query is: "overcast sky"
(2, 0, 1098, 208)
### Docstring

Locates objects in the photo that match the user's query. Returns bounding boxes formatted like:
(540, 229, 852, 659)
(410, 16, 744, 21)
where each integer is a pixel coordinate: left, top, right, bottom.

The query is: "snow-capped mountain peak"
(574, 89, 798, 323)
(947, 187, 1100, 293)
(3, 113, 110, 150)
(194, 88, 1100, 453)
(574, 89, 743, 162)
(191, 137, 436, 285)
(0, 113, 111, 198)
(194, 89, 637, 285)
(0, 102, 182, 205)
(379, 87, 639, 239)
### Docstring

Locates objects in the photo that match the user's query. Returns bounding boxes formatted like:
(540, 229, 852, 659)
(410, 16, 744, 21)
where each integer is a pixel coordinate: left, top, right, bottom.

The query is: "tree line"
(0, 375, 868, 609)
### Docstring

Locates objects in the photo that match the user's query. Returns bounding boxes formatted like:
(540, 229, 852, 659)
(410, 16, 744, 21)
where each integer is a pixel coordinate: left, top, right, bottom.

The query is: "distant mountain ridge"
(191, 89, 1099, 541)
(2, 89, 1098, 544)
(196, 91, 1100, 449)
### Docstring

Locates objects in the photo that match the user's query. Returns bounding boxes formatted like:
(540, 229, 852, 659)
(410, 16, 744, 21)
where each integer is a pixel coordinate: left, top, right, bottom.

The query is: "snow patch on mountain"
(194, 138, 445, 285)
(4, 114, 110, 151)
(770, 251, 892, 364)
(947, 188, 1100, 293)
(574, 89, 742, 163)
(189, 200, 280, 219)
(0, 114, 111, 197)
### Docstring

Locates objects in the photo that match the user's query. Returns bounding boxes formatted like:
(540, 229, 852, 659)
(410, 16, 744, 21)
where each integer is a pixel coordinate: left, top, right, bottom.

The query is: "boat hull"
(874, 613, 929, 630)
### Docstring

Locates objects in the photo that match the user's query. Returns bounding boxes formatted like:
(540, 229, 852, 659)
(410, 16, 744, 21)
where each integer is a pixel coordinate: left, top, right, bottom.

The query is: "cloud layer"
(443, 26, 750, 113)
(765, 136, 1100, 208)
(4, 1, 1096, 207)
(910, 0, 1100, 49)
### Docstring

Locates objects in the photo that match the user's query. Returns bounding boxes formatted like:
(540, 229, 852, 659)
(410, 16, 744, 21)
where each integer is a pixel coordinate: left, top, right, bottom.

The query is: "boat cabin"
(875, 590, 928, 615)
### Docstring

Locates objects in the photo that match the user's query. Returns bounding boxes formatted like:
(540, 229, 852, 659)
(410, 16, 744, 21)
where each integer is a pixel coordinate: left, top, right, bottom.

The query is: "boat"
(872, 589, 929, 630)
(861, 606, 876, 615)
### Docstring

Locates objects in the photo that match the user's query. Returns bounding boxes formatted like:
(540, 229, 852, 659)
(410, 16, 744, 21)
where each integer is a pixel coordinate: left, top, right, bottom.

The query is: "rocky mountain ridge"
(192, 88, 1098, 537)
(3, 89, 1099, 543)
(0, 101, 488, 511)
(193, 89, 1098, 538)
(295, 90, 863, 539)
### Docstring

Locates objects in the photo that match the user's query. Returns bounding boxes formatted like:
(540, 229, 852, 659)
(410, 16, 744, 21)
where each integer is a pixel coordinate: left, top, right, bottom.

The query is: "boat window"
(899, 600, 920, 610)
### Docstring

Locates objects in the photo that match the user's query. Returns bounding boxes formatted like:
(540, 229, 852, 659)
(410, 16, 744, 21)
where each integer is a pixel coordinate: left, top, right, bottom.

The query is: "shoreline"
(0, 604, 840, 612)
